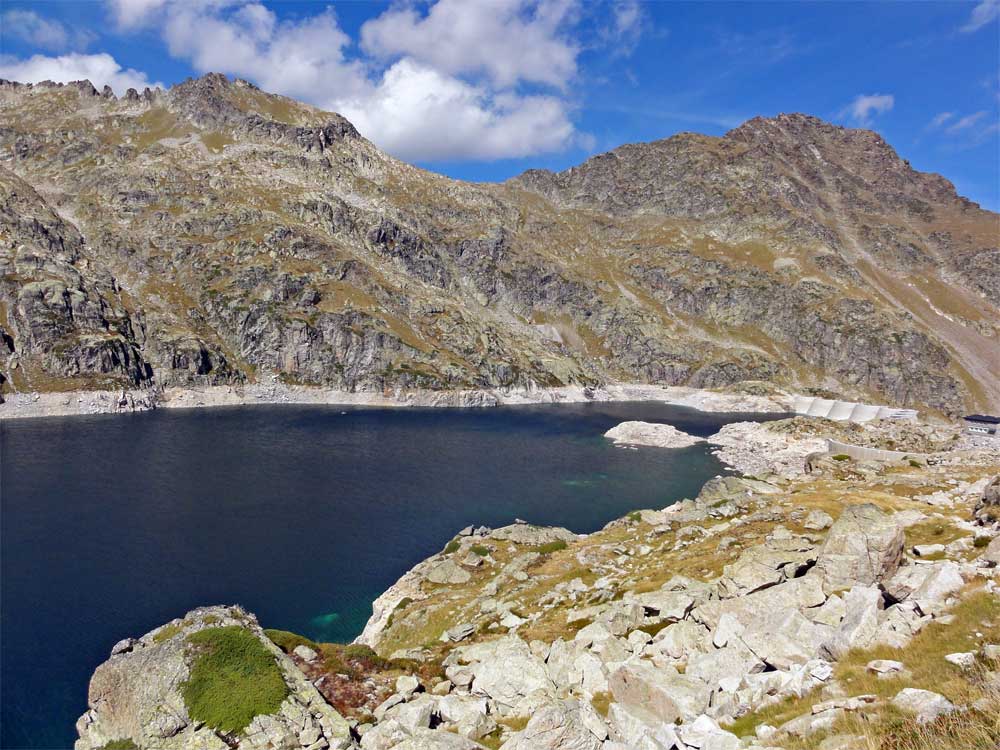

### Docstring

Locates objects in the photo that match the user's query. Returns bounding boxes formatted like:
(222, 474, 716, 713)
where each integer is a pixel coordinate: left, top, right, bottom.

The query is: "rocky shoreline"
(0, 382, 792, 420)
(72, 416, 1000, 750)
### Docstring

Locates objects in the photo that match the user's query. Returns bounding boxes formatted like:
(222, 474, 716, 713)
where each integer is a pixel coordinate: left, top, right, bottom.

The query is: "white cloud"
(927, 112, 953, 130)
(0, 52, 159, 95)
(924, 108, 999, 149)
(359, 0, 579, 89)
(106, 0, 170, 29)
(841, 93, 894, 125)
(961, 0, 999, 32)
(1, 9, 95, 51)
(601, 0, 645, 56)
(336, 59, 576, 161)
(946, 110, 988, 133)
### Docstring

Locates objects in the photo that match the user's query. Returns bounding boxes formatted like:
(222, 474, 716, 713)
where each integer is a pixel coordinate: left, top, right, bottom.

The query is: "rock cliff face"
(1, 75, 997, 412)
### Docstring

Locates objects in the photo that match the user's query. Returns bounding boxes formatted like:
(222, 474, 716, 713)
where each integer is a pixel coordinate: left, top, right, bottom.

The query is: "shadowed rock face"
(1, 76, 997, 412)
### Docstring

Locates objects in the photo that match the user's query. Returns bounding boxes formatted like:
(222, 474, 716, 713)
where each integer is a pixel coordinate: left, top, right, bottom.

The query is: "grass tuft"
(152, 623, 182, 643)
(264, 628, 318, 654)
(591, 691, 612, 718)
(534, 540, 568, 555)
(181, 626, 288, 734)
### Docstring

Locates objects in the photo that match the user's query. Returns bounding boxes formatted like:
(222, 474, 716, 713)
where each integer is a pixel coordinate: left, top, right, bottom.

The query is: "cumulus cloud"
(1, 9, 94, 51)
(105, 0, 585, 162)
(106, 0, 170, 29)
(841, 93, 894, 125)
(0, 52, 160, 95)
(336, 59, 576, 161)
(160, 3, 369, 103)
(359, 0, 579, 89)
(961, 0, 999, 32)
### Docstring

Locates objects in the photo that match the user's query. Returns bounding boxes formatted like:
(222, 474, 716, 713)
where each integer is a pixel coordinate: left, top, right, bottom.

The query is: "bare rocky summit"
(1, 74, 997, 413)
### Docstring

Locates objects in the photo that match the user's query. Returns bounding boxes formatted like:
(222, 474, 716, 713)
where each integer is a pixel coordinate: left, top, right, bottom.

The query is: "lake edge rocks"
(74, 416, 1000, 750)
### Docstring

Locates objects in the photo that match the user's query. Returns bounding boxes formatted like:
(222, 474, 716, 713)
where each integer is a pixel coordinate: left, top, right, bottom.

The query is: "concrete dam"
(792, 395, 918, 422)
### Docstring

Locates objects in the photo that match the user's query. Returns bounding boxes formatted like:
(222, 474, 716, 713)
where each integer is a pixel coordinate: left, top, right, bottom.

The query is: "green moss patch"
(181, 626, 288, 734)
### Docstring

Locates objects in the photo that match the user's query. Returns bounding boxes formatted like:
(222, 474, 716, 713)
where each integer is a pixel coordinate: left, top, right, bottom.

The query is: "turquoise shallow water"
(0, 401, 784, 749)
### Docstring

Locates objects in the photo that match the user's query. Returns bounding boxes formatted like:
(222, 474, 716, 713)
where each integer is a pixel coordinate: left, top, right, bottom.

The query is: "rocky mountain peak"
(165, 71, 360, 139)
(726, 112, 842, 141)
(0, 79, 996, 413)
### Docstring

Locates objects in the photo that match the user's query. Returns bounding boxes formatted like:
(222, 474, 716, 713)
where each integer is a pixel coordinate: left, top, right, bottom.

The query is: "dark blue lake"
(0, 401, 780, 749)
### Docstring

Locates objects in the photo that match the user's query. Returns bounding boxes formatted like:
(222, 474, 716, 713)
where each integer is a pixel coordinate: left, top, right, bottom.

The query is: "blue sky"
(2, 1, 998, 210)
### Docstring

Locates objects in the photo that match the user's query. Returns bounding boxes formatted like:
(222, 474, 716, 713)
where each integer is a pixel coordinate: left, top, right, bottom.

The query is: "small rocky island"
(75, 416, 1000, 750)
(603, 421, 706, 449)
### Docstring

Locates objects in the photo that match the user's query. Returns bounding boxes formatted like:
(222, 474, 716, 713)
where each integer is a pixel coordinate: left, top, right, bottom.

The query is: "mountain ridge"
(1, 73, 997, 413)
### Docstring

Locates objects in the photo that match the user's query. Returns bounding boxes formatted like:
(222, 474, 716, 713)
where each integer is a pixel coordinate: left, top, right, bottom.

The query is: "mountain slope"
(0, 74, 996, 413)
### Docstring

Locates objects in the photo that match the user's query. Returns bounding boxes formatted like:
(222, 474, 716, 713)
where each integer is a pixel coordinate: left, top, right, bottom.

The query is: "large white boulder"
(892, 688, 955, 724)
(608, 662, 711, 724)
(815, 504, 904, 591)
(499, 700, 605, 750)
(821, 586, 883, 659)
(454, 636, 555, 710)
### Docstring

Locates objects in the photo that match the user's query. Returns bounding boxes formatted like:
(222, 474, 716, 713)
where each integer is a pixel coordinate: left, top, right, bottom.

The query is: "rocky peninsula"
(74, 416, 1000, 750)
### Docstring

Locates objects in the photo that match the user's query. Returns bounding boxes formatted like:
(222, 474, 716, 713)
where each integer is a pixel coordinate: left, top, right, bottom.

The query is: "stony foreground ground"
(75, 417, 1000, 750)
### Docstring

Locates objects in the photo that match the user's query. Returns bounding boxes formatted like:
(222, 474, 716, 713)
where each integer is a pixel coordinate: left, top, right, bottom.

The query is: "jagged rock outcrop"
(1, 75, 997, 412)
(74, 605, 352, 750)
